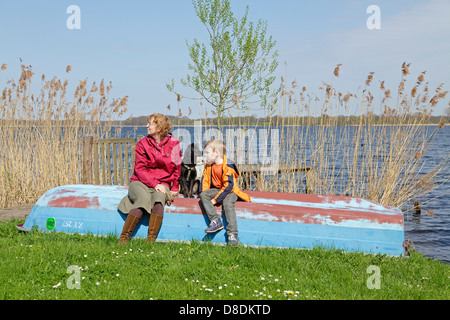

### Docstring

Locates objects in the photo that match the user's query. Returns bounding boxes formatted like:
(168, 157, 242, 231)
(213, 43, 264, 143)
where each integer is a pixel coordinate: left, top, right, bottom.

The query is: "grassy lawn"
(0, 219, 448, 300)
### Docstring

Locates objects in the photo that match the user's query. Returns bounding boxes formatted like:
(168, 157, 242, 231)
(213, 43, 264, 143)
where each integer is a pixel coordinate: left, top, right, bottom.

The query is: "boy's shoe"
(228, 233, 239, 246)
(205, 218, 224, 233)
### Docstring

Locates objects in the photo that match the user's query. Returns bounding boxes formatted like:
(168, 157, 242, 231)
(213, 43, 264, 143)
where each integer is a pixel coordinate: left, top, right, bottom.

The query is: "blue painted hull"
(19, 185, 405, 256)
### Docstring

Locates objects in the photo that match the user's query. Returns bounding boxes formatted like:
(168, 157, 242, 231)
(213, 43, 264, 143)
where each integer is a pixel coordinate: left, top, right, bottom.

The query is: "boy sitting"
(199, 139, 251, 246)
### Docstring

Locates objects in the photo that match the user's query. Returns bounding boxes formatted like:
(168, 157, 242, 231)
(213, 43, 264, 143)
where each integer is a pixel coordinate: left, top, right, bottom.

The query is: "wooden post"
(414, 200, 421, 215)
(93, 140, 100, 185)
(125, 142, 130, 184)
(82, 136, 93, 184)
(113, 142, 118, 185)
(118, 142, 123, 185)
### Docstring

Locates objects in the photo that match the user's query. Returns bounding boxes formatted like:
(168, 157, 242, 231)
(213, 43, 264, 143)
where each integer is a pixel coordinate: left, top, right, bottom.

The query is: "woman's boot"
(147, 203, 164, 243)
(118, 210, 142, 245)
(147, 214, 163, 243)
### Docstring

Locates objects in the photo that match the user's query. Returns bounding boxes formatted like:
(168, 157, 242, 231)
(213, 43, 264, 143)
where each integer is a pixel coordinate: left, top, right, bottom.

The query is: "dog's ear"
(190, 143, 195, 164)
(182, 143, 193, 165)
(193, 144, 202, 158)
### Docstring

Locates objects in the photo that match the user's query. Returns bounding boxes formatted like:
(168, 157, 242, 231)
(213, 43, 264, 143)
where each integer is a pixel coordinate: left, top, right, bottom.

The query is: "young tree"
(445, 106, 450, 118)
(167, 0, 280, 129)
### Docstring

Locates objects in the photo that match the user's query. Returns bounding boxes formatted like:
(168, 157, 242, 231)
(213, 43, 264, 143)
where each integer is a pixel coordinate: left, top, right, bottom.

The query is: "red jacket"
(130, 133, 182, 192)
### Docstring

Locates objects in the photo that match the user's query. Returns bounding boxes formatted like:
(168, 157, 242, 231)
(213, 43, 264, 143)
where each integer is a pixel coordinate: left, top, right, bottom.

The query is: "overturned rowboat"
(16, 184, 405, 256)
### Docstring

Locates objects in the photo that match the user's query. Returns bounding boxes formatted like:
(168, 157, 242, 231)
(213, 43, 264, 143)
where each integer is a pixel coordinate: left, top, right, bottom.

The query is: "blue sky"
(1, 0, 449, 117)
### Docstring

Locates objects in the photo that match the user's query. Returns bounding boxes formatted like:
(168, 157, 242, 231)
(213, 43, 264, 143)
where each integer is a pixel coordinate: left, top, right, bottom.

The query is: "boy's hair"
(147, 113, 172, 137)
(204, 139, 226, 156)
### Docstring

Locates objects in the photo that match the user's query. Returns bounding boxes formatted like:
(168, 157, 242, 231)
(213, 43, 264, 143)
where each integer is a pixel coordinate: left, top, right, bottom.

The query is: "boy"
(199, 139, 251, 246)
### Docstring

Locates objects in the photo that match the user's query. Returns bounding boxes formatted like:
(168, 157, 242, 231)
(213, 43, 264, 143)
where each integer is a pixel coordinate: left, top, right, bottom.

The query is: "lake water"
(402, 126, 450, 263)
(119, 124, 449, 263)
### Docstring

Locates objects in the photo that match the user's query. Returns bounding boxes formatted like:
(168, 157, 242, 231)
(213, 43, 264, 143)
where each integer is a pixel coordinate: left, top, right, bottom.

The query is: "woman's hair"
(147, 113, 172, 138)
(204, 139, 226, 156)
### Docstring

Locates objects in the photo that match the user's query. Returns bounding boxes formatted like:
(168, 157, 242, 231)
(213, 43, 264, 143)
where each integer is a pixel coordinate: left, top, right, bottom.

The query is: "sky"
(0, 0, 449, 118)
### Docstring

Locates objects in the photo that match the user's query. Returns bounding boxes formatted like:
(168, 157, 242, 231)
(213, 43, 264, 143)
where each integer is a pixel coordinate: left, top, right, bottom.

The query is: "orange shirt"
(211, 163, 223, 188)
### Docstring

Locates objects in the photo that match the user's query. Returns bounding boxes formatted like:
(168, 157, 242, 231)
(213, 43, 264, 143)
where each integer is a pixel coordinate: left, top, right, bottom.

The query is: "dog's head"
(182, 143, 202, 166)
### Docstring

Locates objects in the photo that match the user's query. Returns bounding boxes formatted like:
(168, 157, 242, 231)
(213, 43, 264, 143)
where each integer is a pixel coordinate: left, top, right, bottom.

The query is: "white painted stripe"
(250, 197, 402, 216)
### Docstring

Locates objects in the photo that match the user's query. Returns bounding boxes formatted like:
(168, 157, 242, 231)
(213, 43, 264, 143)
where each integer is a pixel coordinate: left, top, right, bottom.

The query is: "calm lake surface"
(402, 126, 449, 263)
(119, 125, 450, 263)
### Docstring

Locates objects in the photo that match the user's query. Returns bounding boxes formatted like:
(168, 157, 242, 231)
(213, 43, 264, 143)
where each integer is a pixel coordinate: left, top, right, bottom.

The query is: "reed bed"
(0, 63, 127, 209)
(194, 62, 449, 210)
(1, 62, 448, 213)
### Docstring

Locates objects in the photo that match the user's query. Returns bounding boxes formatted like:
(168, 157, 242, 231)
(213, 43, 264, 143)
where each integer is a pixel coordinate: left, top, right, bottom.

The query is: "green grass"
(0, 219, 448, 300)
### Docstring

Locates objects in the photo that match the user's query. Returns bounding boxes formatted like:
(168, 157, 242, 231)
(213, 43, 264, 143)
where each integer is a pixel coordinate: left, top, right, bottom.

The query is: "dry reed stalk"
(193, 62, 449, 210)
(0, 63, 128, 209)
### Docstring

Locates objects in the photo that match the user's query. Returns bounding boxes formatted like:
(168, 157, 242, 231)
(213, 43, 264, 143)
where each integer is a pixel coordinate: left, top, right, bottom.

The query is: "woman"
(118, 113, 181, 245)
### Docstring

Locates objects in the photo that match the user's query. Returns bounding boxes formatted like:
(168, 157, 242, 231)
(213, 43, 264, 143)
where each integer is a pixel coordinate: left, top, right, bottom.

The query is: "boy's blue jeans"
(200, 188, 238, 234)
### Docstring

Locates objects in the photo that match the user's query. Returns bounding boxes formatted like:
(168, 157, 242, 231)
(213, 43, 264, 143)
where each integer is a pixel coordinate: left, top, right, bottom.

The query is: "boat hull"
(18, 184, 405, 256)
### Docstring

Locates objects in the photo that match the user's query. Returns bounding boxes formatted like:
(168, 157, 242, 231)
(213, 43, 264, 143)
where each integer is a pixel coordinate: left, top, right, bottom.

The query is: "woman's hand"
(155, 184, 167, 193)
(166, 190, 178, 206)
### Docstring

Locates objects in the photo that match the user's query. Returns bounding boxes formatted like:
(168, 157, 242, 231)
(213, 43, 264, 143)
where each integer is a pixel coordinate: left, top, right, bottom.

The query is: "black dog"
(179, 143, 202, 198)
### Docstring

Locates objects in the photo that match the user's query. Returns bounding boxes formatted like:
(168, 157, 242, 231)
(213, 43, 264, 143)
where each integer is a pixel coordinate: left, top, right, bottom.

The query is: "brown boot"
(146, 213, 163, 243)
(118, 214, 141, 245)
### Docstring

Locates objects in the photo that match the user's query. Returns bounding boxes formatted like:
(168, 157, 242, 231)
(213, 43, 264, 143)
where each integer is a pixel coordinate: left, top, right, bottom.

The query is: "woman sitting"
(118, 113, 181, 245)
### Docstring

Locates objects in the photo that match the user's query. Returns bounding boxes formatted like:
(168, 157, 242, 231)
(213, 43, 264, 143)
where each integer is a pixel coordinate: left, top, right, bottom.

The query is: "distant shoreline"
(114, 123, 445, 127)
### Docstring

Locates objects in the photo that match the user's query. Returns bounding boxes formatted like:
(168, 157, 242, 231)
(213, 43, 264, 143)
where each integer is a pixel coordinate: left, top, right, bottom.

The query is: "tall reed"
(184, 62, 449, 210)
(0, 63, 128, 209)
